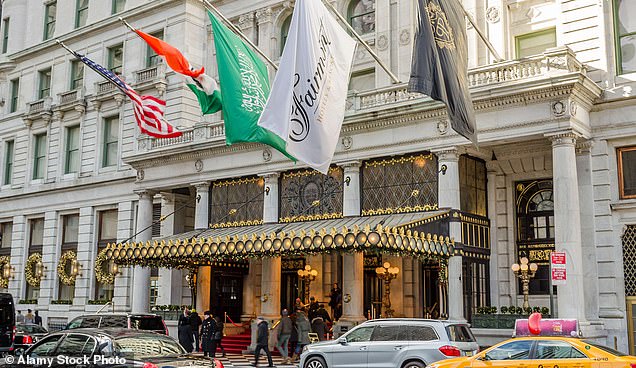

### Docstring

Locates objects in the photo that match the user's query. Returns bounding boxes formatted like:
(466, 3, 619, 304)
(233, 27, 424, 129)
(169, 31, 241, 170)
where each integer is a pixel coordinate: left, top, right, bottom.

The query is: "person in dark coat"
(214, 314, 226, 357)
(311, 316, 327, 341)
(307, 296, 320, 320)
(328, 283, 342, 321)
(288, 312, 299, 360)
(178, 309, 194, 353)
(34, 311, 42, 326)
(190, 309, 202, 352)
(252, 317, 274, 367)
(200, 311, 217, 357)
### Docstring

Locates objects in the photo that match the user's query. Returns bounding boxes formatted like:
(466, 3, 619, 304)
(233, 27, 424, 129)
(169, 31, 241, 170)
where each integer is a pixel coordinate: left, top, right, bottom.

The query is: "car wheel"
(403, 360, 426, 368)
(304, 356, 327, 368)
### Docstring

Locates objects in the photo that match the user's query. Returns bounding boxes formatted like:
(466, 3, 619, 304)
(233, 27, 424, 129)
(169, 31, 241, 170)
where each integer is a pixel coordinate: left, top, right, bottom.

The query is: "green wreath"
(57, 250, 78, 286)
(0, 256, 10, 288)
(25, 253, 43, 287)
(95, 249, 115, 285)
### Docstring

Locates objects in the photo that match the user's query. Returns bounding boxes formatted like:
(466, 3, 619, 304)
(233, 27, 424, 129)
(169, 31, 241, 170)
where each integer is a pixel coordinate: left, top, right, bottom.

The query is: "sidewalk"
(191, 352, 299, 368)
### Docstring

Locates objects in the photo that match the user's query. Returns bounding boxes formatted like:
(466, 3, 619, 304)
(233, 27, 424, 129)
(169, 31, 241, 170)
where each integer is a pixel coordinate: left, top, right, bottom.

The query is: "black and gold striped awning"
(104, 211, 459, 268)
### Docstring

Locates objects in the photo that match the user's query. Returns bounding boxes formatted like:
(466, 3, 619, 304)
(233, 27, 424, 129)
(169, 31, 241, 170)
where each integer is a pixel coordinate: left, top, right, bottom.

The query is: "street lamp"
(375, 262, 400, 318)
(297, 265, 318, 303)
(511, 257, 538, 309)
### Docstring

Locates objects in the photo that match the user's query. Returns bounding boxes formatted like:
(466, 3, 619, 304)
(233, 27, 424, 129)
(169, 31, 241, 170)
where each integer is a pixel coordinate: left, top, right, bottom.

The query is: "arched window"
(349, 0, 375, 35)
(281, 15, 292, 56)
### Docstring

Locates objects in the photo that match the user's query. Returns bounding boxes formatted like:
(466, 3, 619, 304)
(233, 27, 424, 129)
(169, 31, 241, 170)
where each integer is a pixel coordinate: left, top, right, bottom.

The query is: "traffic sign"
(551, 251, 566, 285)
(552, 268, 566, 285)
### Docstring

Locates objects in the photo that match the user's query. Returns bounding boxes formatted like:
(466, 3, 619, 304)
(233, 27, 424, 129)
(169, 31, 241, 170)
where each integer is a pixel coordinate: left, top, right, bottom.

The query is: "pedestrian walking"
(288, 312, 298, 359)
(190, 309, 202, 352)
(291, 310, 310, 363)
(34, 311, 42, 326)
(178, 308, 194, 353)
(24, 309, 34, 324)
(200, 311, 217, 358)
(214, 314, 226, 357)
(251, 316, 274, 367)
(311, 315, 326, 341)
(16, 311, 24, 323)
(276, 309, 293, 364)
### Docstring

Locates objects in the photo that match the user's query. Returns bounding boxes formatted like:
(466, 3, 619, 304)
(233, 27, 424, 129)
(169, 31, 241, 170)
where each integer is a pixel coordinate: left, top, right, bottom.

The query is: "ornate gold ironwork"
(211, 219, 264, 229)
(279, 212, 343, 223)
(362, 204, 438, 216)
(624, 225, 636, 296)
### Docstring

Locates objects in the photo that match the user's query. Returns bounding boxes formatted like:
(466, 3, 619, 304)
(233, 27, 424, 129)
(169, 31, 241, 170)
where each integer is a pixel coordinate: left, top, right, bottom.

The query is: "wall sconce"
(264, 186, 270, 196)
(109, 260, 120, 276)
(438, 164, 448, 175)
(260, 294, 269, 303)
(343, 293, 351, 303)
(35, 260, 47, 278)
(2, 263, 13, 280)
(70, 259, 82, 277)
(344, 176, 351, 186)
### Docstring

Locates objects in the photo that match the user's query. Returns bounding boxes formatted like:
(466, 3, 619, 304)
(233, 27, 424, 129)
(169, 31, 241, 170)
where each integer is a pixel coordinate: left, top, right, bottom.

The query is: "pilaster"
(131, 190, 155, 313)
(113, 201, 134, 311)
(74, 207, 94, 307)
(157, 193, 183, 306)
(259, 172, 281, 320)
(39, 211, 57, 305)
(486, 161, 500, 307)
(192, 182, 210, 230)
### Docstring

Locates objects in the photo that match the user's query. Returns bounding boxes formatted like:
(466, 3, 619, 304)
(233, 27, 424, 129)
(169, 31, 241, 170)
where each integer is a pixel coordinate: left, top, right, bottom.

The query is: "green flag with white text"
(186, 73, 223, 115)
(209, 11, 294, 161)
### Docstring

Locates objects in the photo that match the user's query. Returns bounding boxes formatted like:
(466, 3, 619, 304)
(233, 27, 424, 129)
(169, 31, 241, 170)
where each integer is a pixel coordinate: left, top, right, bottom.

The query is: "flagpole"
(458, 3, 504, 62)
(118, 17, 137, 33)
(320, 0, 401, 84)
(200, 0, 279, 71)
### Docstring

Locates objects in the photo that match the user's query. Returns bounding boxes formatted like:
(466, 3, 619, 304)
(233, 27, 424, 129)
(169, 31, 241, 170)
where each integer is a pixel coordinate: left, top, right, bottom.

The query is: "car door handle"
(359, 346, 368, 351)
(393, 345, 404, 351)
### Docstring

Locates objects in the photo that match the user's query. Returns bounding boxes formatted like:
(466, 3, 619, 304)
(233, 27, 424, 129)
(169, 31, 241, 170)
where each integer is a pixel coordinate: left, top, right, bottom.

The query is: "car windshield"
(446, 324, 476, 342)
(582, 341, 627, 357)
(130, 316, 163, 331)
(114, 335, 184, 359)
(17, 324, 47, 334)
(0, 304, 14, 327)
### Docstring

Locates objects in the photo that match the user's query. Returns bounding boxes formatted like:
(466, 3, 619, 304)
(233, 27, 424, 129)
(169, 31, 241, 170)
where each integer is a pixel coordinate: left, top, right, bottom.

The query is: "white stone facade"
(0, 0, 634, 353)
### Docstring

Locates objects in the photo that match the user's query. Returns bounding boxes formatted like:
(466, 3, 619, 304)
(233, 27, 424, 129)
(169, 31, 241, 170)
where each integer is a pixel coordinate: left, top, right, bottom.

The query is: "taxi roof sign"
(513, 318, 580, 337)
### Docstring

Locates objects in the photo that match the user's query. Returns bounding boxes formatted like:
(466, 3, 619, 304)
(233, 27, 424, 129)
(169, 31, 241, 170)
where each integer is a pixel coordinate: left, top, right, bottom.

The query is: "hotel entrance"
(210, 269, 245, 322)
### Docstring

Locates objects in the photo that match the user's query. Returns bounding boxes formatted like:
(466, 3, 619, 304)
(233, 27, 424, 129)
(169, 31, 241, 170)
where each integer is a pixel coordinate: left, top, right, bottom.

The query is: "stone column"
(157, 193, 183, 306)
(192, 182, 210, 230)
(74, 208, 93, 308)
(549, 132, 586, 321)
(260, 173, 281, 319)
(113, 201, 134, 311)
(338, 162, 365, 333)
(131, 190, 154, 313)
(8, 216, 26, 302)
(307, 255, 325, 301)
(435, 148, 464, 321)
(486, 162, 500, 307)
(40, 211, 57, 305)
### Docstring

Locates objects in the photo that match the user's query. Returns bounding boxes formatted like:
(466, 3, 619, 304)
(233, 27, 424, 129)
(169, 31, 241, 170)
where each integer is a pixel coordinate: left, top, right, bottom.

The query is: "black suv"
(66, 313, 168, 335)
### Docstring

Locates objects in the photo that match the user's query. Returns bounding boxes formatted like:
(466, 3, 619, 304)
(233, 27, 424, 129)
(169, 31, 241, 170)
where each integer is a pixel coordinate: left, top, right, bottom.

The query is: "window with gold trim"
(618, 146, 636, 199)
(362, 153, 438, 216)
(459, 155, 487, 217)
(210, 177, 264, 227)
(280, 167, 343, 222)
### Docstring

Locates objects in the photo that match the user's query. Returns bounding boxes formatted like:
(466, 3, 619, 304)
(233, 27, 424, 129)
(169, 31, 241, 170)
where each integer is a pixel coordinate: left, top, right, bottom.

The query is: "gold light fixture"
(511, 257, 538, 309)
(2, 263, 12, 280)
(297, 264, 318, 303)
(70, 259, 81, 277)
(375, 262, 400, 318)
(35, 260, 46, 278)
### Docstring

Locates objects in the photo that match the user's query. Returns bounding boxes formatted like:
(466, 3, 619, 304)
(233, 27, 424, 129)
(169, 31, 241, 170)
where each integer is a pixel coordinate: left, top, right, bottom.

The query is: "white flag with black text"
(257, 0, 356, 174)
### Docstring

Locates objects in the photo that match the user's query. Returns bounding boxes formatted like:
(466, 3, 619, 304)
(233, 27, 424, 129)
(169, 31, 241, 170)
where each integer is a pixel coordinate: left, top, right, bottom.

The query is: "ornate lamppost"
(375, 262, 400, 318)
(297, 265, 318, 303)
(511, 257, 538, 309)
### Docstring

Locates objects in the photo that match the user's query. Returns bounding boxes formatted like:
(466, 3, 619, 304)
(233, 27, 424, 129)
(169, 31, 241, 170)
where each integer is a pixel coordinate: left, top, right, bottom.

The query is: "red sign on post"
(551, 251, 567, 285)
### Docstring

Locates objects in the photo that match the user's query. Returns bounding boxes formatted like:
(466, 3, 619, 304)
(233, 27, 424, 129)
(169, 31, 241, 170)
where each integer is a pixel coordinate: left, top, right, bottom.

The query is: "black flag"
(408, 0, 477, 143)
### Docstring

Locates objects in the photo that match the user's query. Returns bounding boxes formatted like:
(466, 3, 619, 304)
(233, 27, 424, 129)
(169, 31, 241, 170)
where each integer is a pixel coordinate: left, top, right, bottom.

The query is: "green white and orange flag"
(134, 29, 222, 115)
(208, 11, 294, 161)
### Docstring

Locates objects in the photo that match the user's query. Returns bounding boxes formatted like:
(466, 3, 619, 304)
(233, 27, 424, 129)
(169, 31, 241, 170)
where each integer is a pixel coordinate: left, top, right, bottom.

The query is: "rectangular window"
(619, 146, 636, 199)
(38, 69, 52, 99)
(348, 69, 375, 92)
(65, 126, 80, 174)
(96, 210, 117, 301)
(3, 140, 14, 185)
(70, 60, 84, 90)
(62, 214, 79, 245)
(33, 133, 47, 180)
(108, 44, 123, 75)
(44, 2, 56, 40)
(615, 0, 636, 74)
(2, 18, 9, 54)
(515, 28, 557, 59)
(30, 218, 44, 249)
(10, 79, 19, 113)
(102, 116, 118, 168)
(0, 222, 12, 250)
(112, 0, 125, 14)
(75, 0, 89, 28)
(146, 30, 163, 67)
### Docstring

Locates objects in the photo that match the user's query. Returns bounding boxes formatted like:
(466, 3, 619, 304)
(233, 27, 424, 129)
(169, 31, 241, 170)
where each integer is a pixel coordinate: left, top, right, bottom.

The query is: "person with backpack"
(214, 314, 226, 357)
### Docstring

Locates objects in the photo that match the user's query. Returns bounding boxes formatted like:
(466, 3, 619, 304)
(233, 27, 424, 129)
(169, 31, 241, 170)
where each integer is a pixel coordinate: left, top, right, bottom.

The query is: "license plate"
(465, 351, 473, 357)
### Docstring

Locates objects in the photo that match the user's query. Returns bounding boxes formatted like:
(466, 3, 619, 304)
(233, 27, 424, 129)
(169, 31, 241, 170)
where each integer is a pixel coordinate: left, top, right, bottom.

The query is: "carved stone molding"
(399, 29, 411, 45)
(192, 181, 211, 193)
(255, 7, 273, 24)
(432, 148, 461, 162)
(134, 188, 155, 199)
(262, 149, 272, 162)
(377, 35, 389, 51)
(341, 136, 353, 150)
(437, 120, 449, 135)
(486, 6, 500, 23)
(575, 140, 593, 154)
(547, 131, 578, 147)
(551, 100, 566, 117)
(194, 159, 203, 172)
(339, 160, 362, 172)
(237, 13, 254, 31)
(136, 169, 145, 182)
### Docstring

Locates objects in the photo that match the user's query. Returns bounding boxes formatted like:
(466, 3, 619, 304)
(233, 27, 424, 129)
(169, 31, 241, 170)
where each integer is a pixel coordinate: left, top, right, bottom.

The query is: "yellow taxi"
(426, 336, 636, 368)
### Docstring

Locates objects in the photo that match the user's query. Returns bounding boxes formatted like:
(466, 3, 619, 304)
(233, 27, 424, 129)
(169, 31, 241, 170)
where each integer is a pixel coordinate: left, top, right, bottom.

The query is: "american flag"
(71, 50, 181, 138)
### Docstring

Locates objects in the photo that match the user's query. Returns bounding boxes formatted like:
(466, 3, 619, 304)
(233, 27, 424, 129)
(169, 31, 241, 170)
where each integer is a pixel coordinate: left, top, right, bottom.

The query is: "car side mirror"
(337, 337, 347, 345)
(13, 348, 25, 356)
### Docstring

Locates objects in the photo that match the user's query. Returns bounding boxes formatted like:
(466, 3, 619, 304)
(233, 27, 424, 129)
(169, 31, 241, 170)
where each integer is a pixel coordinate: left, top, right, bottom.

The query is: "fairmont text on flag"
(258, 0, 355, 174)
(408, 0, 477, 143)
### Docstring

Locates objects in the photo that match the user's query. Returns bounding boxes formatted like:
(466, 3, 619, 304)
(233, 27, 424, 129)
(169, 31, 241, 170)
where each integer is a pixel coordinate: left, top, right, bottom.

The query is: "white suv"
(299, 319, 479, 368)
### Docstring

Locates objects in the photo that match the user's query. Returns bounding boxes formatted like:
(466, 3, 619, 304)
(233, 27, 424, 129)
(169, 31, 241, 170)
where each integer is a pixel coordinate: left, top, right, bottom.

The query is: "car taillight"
(438, 345, 461, 357)
(22, 335, 33, 344)
(215, 359, 224, 368)
(162, 320, 168, 336)
(630, 364, 636, 368)
(143, 363, 158, 368)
